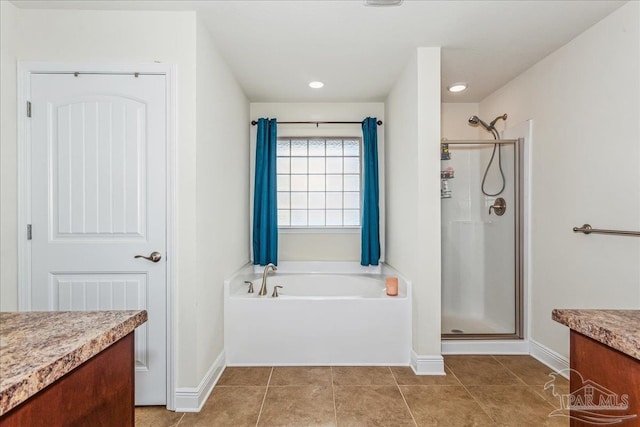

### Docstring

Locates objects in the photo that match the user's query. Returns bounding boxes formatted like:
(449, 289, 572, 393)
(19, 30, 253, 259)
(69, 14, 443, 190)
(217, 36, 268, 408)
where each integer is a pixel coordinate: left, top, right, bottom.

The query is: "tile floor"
(135, 355, 569, 427)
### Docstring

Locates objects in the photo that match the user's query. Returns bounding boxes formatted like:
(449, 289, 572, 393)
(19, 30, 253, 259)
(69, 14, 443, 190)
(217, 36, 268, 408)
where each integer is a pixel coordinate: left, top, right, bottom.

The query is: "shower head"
(468, 115, 493, 132)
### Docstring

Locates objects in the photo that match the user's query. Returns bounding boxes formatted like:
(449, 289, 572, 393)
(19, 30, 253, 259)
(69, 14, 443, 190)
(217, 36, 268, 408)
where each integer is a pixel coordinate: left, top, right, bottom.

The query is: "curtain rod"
(250, 120, 382, 127)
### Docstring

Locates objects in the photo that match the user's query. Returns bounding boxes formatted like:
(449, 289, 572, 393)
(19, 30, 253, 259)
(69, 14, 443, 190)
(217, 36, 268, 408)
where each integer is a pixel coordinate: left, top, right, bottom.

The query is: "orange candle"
(385, 277, 398, 296)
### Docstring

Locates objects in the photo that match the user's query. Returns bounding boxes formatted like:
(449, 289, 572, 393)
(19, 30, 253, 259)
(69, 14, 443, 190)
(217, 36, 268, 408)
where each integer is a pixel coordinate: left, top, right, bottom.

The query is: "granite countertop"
(552, 309, 640, 360)
(0, 310, 147, 416)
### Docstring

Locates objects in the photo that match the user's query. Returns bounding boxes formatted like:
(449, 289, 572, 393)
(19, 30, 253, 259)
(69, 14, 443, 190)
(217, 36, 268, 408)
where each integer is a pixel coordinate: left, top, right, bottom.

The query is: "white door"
(29, 73, 167, 405)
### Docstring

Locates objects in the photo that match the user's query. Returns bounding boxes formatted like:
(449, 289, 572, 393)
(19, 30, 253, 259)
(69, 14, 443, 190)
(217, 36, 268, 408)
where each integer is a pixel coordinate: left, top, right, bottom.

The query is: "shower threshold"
(441, 313, 516, 338)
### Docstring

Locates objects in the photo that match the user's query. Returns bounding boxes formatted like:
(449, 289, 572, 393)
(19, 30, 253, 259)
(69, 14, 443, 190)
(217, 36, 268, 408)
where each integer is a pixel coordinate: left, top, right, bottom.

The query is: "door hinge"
(27, 224, 32, 240)
(27, 101, 32, 118)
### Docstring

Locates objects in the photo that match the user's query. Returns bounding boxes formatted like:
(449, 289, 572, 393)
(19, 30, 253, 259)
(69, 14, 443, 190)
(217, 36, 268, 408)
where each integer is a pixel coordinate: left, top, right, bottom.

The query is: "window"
(276, 137, 361, 228)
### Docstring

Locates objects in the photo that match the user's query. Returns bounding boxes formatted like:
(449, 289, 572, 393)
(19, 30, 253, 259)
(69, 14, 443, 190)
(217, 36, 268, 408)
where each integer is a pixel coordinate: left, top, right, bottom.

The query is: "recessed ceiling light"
(309, 81, 324, 89)
(447, 82, 468, 93)
(364, 0, 403, 6)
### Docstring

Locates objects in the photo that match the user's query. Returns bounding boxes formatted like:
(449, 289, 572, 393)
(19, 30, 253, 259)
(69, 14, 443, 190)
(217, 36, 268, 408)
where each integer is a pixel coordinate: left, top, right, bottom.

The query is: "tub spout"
(259, 263, 277, 296)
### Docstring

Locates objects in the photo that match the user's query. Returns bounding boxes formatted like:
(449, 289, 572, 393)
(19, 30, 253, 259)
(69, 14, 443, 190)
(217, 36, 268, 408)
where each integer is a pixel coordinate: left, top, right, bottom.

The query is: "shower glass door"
(441, 139, 523, 339)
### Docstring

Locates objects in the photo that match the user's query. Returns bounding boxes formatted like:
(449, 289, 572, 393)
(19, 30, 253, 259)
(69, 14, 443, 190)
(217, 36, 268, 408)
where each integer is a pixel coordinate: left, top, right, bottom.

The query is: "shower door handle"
(489, 198, 507, 216)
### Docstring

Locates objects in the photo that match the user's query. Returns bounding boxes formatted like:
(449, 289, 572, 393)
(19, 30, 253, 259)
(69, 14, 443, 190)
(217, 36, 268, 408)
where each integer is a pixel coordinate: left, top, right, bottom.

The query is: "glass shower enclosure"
(441, 139, 523, 339)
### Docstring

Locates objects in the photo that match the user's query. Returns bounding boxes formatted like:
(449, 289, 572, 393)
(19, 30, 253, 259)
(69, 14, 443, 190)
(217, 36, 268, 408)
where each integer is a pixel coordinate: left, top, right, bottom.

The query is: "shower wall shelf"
(441, 142, 451, 160)
(440, 167, 454, 199)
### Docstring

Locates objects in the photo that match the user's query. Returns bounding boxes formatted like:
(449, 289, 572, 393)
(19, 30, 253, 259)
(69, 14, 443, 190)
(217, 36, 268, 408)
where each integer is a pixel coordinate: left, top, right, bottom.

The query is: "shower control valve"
(489, 197, 507, 216)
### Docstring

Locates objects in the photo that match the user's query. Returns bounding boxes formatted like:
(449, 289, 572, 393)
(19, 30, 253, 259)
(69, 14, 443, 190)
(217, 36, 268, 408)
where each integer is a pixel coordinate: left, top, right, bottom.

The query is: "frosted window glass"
(291, 158, 308, 174)
(344, 210, 360, 226)
(291, 140, 307, 156)
(277, 140, 290, 156)
(291, 192, 307, 209)
(275, 137, 362, 229)
(326, 210, 342, 226)
(308, 210, 325, 226)
(326, 158, 342, 174)
(277, 175, 290, 191)
(308, 158, 325, 174)
(278, 210, 290, 226)
(326, 175, 343, 191)
(277, 192, 290, 209)
(308, 140, 325, 156)
(344, 157, 359, 174)
(326, 140, 342, 156)
(291, 175, 307, 191)
(309, 175, 325, 191)
(326, 192, 343, 209)
(277, 157, 290, 174)
(343, 140, 359, 156)
(344, 192, 359, 209)
(309, 193, 325, 209)
(291, 210, 307, 226)
(344, 175, 360, 191)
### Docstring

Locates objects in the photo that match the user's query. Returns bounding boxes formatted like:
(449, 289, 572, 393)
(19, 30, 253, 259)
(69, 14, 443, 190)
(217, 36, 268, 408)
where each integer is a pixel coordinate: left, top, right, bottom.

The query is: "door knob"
(134, 251, 162, 263)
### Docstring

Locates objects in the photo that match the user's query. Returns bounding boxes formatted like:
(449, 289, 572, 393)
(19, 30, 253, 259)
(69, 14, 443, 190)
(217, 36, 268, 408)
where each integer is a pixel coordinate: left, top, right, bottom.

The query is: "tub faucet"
(244, 281, 254, 294)
(259, 263, 277, 296)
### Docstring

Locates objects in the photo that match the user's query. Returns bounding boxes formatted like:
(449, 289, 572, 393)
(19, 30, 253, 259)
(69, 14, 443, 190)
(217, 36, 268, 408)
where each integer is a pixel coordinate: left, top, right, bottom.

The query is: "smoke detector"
(364, 0, 403, 6)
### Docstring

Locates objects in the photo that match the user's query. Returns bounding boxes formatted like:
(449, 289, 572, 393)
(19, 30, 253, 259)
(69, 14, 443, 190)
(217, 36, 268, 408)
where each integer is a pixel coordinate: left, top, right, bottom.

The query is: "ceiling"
(11, 0, 627, 103)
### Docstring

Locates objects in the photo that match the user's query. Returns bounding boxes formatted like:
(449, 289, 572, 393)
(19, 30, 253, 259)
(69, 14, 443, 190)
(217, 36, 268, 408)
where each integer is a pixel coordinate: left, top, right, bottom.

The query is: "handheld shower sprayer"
(466, 114, 509, 197)
(468, 114, 508, 139)
(468, 115, 493, 133)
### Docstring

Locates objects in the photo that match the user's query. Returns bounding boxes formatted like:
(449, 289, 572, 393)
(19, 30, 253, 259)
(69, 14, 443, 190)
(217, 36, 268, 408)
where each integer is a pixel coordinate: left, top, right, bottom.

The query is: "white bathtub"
(224, 263, 412, 366)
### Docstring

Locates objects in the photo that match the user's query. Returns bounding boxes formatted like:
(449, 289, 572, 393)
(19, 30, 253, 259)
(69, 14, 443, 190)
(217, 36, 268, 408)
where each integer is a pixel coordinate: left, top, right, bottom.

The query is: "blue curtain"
(253, 118, 278, 266)
(361, 117, 380, 266)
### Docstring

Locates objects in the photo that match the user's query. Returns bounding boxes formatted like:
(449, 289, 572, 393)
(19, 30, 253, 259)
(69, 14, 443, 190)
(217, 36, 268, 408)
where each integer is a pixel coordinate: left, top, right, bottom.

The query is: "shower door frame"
(441, 138, 524, 340)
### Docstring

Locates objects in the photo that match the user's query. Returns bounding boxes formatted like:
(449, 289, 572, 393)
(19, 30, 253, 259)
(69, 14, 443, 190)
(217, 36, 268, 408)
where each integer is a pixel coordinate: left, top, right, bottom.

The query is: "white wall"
(441, 103, 479, 140)
(416, 48, 443, 358)
(249, 102, 384, 262)
(480, 1, 640, 358)
(385, 47, 442, 364)
(0, 7, 250, 396)
(194, 17, 250, 385)
(385, 52, 418, 291)
(0, 1, 19, 311)
(9, 7, 200, 390)
(1, 8, 197, 308)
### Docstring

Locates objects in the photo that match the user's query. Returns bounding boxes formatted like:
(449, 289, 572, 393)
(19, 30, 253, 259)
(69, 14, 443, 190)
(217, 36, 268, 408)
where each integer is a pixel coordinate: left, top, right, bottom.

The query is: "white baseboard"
(410, 350, 445, 375)
(174, 350, 226, 412)
(226, 362, 409, 367)
(441, 339, 530, 355)
(529, 339, 569, 378)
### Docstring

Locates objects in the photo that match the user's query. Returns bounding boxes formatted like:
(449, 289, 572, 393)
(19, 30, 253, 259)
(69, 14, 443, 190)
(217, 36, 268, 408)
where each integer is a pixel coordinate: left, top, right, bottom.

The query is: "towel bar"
(573, 224, 640, 237)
